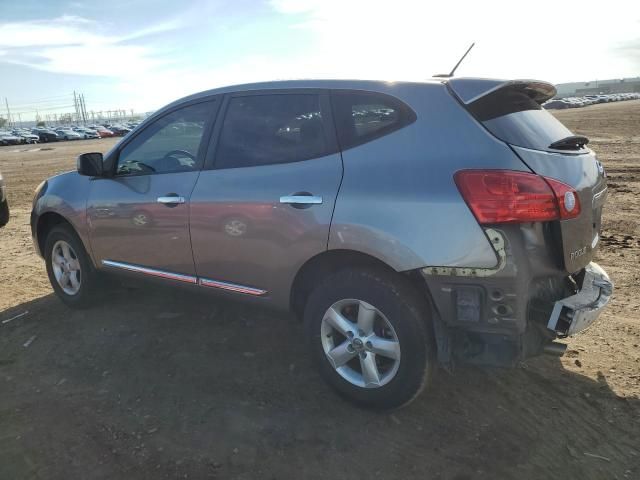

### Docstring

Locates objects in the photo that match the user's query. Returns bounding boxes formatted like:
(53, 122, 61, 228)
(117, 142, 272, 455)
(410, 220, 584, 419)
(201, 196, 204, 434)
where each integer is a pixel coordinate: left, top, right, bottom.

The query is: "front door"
(190, 92, 343, 304)
(87, 99, 218, 279)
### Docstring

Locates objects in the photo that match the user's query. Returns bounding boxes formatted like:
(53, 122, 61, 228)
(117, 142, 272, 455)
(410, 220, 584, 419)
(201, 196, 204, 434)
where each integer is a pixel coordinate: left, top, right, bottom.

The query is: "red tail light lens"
(544, 177, 581, 219)
(454, 170, 580, 224)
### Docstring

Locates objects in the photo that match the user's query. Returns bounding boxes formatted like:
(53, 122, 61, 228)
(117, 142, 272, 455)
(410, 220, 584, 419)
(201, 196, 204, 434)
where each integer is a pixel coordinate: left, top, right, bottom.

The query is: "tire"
(0, 199, 9, 227)
(44, 224, 101, 308)
(304, 267, 435, 409)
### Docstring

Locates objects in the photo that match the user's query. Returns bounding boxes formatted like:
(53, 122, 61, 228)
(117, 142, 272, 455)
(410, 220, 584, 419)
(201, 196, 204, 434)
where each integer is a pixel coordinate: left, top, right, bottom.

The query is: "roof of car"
(169, 77, 553, 107)
(167, 78, 451, 107)
(136, 76, 552, 135)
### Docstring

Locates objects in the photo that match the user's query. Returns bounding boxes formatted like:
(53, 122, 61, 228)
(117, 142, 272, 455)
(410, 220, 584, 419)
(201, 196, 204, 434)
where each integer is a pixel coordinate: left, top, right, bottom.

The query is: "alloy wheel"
(320, 299, 401, 388)
(51, 240, 82, 295)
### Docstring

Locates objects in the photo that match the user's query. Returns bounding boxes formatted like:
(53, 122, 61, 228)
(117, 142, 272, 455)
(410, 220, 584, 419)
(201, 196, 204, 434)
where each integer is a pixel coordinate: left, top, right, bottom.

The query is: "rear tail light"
(454, 170, 581, 224)
(543, 176, 581, 219)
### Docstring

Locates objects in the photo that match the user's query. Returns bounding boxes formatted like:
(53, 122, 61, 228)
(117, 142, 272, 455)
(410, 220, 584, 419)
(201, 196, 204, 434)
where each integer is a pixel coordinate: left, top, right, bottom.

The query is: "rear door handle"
(280, 194, 323, 208)
(157, 195, 185, 207)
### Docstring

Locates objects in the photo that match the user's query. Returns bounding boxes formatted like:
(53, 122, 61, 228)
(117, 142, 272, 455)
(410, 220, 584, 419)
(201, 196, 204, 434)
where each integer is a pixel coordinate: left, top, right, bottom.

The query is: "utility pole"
(80, 94, 85, 124)
(73, 91, 80, 124)
(5, 98, 12, 127)
(81, 94, 88, 124)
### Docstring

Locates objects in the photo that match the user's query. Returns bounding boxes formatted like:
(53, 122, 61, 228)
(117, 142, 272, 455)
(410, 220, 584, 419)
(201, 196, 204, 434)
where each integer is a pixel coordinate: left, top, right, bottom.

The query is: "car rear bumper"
(420, 225, 614, 367)
(546, 262, 613, 336)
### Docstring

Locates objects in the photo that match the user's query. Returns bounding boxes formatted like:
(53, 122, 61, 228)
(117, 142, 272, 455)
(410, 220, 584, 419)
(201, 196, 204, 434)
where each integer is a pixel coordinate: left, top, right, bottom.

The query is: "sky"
(0, 0, 639, 121)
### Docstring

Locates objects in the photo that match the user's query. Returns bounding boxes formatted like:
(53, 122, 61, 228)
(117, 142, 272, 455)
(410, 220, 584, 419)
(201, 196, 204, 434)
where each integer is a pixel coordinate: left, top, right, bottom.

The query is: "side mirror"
(77, 152, 104, 177)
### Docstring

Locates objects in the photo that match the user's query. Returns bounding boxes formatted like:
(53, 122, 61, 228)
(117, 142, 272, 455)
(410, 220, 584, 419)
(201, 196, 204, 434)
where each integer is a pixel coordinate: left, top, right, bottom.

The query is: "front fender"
(31, 171, 93, 261)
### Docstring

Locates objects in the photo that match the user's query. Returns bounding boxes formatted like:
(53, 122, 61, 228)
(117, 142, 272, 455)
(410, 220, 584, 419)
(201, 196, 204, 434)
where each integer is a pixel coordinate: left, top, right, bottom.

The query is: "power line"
(11, 104, 76, 113)
(8, 95, 76, 108)
(12, 93, 73, 103)
(3, 93, 144, 126)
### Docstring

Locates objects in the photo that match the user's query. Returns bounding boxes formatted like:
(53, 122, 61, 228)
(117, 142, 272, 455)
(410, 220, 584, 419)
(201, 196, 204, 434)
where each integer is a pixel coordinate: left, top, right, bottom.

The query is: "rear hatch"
(449, 79, 608, 273)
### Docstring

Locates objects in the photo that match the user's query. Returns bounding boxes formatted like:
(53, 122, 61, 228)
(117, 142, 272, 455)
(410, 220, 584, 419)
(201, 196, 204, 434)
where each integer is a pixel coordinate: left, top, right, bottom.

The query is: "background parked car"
(0, 131, 22, 146)
(95, 127, 115, 138)
(543, 100, 569, 109)
(73, 127, 100, 139)
(12, 129, 39, 144)
(55, 129, 83, 141)
(0, 170, 8, 227)
(32, 128, 59, 143)
(108, 125, 132, 136)
(544, 92, 640, 109)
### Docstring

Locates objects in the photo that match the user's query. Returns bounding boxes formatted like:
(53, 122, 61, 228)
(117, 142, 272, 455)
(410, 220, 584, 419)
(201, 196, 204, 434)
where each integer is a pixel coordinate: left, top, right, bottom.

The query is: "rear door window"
(467, 85, 577, 152)
(331, 91, 416, 150)
(214, 94, 331, 169)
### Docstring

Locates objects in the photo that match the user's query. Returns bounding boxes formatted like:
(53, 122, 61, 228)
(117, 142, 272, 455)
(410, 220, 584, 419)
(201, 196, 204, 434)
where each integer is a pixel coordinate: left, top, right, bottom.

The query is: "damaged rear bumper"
(547, 262, 613, 336)
(419, 225, 614, 367)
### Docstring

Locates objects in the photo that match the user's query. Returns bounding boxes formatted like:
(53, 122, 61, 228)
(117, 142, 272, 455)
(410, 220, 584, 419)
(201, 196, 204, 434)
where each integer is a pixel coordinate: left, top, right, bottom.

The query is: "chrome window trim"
(101, 260, 198, 284)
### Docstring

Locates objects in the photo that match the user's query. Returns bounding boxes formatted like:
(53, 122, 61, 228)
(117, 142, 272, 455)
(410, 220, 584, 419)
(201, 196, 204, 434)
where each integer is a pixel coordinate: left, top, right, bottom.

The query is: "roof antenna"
(433, 42, 475, 78)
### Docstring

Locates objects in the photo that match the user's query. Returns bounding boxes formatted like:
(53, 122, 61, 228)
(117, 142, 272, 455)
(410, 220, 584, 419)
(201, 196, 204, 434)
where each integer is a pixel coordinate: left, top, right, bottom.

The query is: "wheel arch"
(290, 249, 435, 321)
(36, 211, 76, 257)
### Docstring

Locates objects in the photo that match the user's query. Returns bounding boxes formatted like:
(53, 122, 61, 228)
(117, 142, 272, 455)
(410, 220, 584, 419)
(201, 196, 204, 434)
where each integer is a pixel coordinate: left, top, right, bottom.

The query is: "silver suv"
(31, 78, 612, 408)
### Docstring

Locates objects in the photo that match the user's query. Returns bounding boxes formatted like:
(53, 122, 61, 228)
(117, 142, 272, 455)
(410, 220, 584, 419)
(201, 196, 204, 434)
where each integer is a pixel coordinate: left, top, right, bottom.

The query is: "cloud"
(269, 0, 640, 83)
(612, 37, 640, 70)
(0, 15, 179, 77)
(3, 1, 638, 117)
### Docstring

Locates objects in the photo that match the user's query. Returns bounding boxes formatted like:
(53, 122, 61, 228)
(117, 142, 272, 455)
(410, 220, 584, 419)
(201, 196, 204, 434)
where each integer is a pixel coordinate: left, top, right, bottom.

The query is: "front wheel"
(304, 268, 435, 409)
(44, 225, 102, 308)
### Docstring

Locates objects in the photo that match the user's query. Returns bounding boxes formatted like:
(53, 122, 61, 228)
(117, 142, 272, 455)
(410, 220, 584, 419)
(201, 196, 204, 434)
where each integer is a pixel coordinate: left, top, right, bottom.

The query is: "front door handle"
(280, 194, 323, 209)
(157, 194, 185, 207)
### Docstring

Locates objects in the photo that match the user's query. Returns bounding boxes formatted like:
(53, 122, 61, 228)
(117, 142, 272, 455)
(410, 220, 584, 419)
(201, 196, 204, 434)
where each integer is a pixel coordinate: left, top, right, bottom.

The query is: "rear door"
(87, 99, 218, 278)
(189, 91, 342, 305)
(456, 80, 608, 273)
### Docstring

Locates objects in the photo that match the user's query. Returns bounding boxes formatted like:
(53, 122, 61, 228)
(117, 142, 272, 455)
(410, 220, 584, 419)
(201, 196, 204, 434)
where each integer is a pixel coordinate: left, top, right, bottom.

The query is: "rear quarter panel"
(330, 83, 530, 270)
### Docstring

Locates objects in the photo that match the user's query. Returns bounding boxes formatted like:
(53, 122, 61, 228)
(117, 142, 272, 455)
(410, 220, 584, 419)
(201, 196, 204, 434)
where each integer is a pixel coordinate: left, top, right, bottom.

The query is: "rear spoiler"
(446, 78, 557, 105)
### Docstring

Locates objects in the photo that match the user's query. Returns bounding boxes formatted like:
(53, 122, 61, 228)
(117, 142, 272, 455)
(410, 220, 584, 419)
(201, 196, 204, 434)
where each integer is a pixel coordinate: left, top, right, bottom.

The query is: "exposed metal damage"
(421, 228, 507, 277)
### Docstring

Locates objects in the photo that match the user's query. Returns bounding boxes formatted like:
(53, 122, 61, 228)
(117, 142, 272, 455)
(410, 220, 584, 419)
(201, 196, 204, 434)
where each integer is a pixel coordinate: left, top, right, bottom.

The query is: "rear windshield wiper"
(549, 135, 589, 150)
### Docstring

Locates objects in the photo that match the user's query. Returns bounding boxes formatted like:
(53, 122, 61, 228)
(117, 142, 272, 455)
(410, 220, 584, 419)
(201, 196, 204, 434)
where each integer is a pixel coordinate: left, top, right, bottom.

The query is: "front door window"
(117, 102, 212, 176)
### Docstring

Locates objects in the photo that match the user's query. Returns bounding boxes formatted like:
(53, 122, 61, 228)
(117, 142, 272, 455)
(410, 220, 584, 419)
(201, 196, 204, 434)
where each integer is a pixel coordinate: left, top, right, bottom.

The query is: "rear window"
(467, 85, 576, 152)
(331, 91, 416, 150)
(215, 94, 330, 169)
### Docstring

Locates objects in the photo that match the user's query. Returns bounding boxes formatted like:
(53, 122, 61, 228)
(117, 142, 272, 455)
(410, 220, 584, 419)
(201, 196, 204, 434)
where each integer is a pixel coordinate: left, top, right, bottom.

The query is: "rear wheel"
(44, 225, 102, 308)
(304, 268, 435, 409)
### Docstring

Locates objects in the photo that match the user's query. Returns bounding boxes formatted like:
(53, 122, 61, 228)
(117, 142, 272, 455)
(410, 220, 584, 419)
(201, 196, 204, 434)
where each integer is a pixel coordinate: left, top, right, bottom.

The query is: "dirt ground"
(0, 101, 638, 480)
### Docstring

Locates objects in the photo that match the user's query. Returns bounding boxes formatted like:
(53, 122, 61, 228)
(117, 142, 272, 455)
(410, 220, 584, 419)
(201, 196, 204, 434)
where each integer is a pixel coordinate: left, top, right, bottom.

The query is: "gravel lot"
(1, 101, 639, 479)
